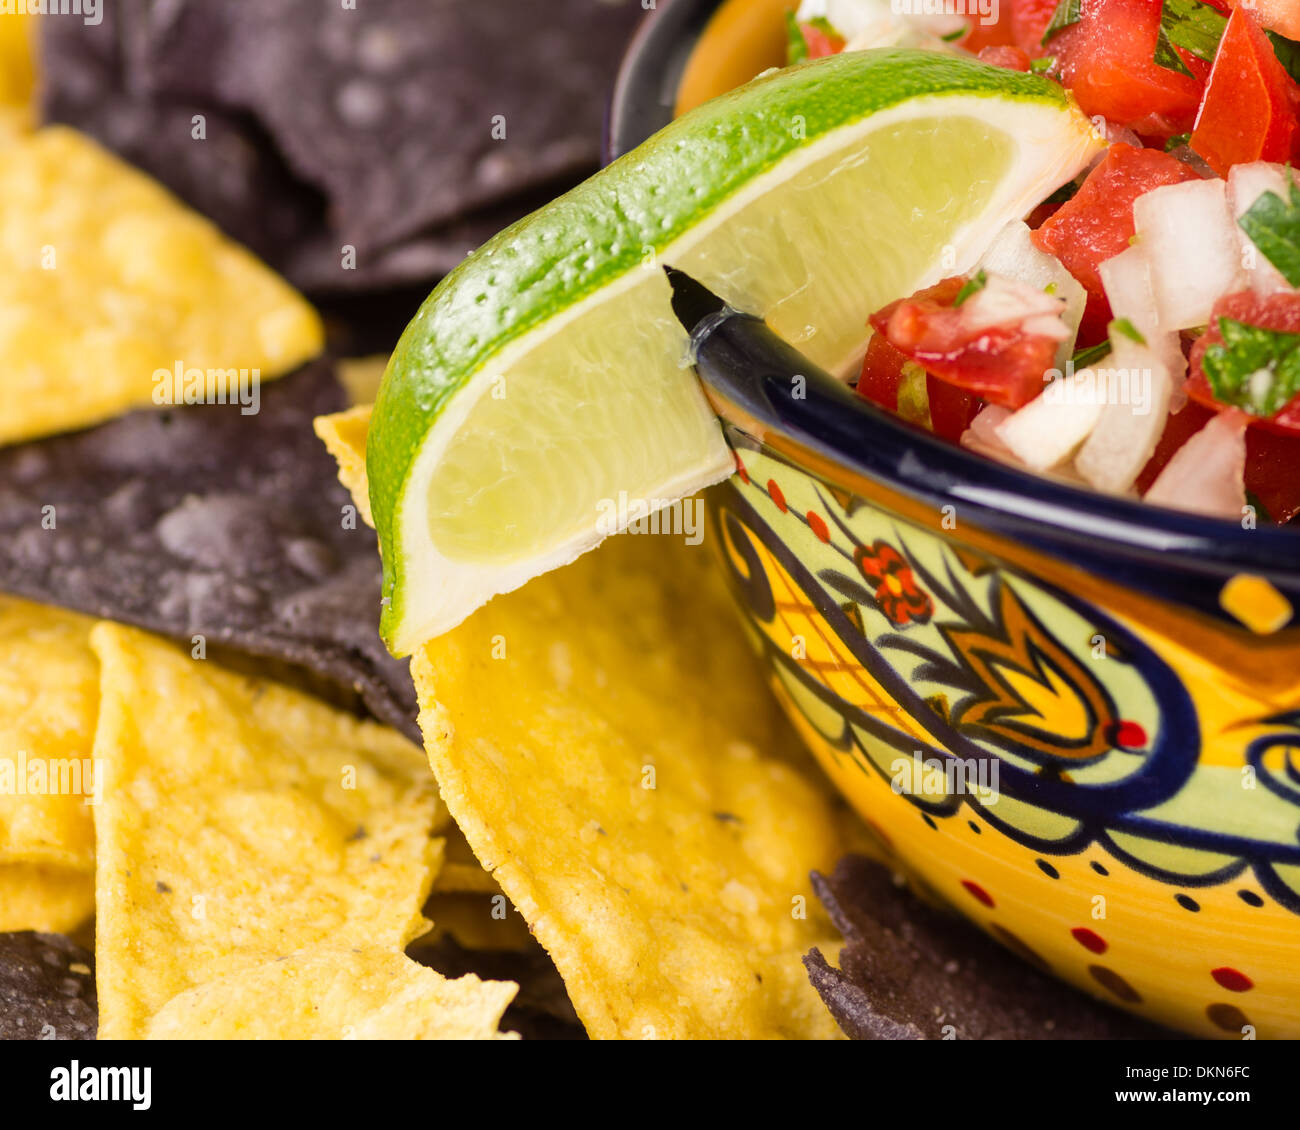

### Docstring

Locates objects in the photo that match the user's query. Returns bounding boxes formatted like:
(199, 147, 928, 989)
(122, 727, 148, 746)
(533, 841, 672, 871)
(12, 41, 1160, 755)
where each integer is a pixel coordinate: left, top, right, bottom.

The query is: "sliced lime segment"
(370, 49, 1103, 655)
(426, 271, 715, 562)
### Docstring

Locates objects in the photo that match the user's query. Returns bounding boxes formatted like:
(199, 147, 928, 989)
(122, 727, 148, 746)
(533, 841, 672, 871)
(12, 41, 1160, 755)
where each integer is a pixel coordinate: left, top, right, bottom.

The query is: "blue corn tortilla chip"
(0, 360, 418, 740)
(136, 0, 645, 251)
(0, 932, 97, 1041)
(38, 0, 327, 276)
(40, 1, 643, 294)
(805, 855, 1178, 1040)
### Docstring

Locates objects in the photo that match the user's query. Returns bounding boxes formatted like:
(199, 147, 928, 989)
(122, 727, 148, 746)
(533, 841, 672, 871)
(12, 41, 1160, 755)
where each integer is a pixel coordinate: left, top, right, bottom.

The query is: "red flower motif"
(853, 540, 933, 626)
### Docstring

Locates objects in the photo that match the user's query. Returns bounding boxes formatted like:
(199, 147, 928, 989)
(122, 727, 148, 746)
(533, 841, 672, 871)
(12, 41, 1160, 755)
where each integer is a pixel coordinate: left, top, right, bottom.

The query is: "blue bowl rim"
(605, 0, 1300, 613)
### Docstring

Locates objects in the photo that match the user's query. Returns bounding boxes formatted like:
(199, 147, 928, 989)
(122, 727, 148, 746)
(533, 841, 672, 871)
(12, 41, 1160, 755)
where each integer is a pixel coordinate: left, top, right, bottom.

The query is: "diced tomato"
(858, 332, 909, 412)
(1187, 291, 1300, 435)
(1045, 0, 1206, 137)
(1024, 197, 1064, 229)
(926, 374, 983, 441)
(1190, 7, 1300, 176)
(962, 7, 1018, 52)
(799, 21, 845, 58)
(978, 45, 1032, 72)
(1008, 0, 1059, 54)
(1242, 425, 1300, 521)
(1032, 143, 1201, 343)
(1136, 400, 1216, 493)
(859, 325, 982, 439)
(1227, 0, 1300, 40)
(1137, 399, 1300, 521)
(867, 277, 1058, 409)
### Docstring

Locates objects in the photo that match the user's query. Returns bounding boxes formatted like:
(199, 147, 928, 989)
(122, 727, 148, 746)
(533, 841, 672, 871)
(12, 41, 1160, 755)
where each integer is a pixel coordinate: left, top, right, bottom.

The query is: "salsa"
(789, 0, 1300, 522)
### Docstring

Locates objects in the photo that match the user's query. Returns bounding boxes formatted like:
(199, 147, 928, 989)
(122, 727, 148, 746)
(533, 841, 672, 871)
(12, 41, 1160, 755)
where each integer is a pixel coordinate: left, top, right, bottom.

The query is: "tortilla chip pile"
(0, 41, 535, 1036)
(0, 87, 866, 1033)
(0, 353, 420, 741)
(39, 0, 644, 293)
(0, 605, 521, 1040)
(320, 417, 856, 1038)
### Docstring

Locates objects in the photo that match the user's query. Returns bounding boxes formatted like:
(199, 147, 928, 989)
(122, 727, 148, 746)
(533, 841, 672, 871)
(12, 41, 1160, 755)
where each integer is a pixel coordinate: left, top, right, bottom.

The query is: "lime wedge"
(370, 48, 1103, 655)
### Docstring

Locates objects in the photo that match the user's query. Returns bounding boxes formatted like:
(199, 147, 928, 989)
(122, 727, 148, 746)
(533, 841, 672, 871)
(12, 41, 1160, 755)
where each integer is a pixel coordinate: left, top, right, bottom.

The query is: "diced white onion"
(960, 403, 1015, 458)
(994, 370, 1104, 470)
(1227, 161, 1297, 296)
(959, 273, 1065, 329)
(1132, 179, 1247, 330)
(977, 221, 1087, 364)
(1098, 245, 1158, 337)
(1073, 337, 1174, 494)
(1143, 409, 1248, 518)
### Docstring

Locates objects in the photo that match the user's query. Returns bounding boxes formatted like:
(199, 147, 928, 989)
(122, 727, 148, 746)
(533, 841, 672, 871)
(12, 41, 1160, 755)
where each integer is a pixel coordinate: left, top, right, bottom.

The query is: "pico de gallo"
(789, 0, 1300, 523)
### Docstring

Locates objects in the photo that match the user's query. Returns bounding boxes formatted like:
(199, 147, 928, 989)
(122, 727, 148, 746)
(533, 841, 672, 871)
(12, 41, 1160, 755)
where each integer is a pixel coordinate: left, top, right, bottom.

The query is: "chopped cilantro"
(1267, 30, 1300, 83)
(1142, 3, 1300, 84)
(954, 269, 988, 307)
(1110, 317, 1147, 345)
(804, 16, 840, 38)
(785, 12, 809, 64)
(1043, 179, 1078, 206)
(1163, 132, 1192, 152)
(1072, 339, 1113, 368)
(1238, 175, 1300, 287)
(1154, 22, 1195, 77)
(940, 27, 966, 42)
(1042, 0, 1081, 46)
(1202, 317, 1300, 418)
(1160, 0, 1226, 64)
(1029, 55, 1056, 74)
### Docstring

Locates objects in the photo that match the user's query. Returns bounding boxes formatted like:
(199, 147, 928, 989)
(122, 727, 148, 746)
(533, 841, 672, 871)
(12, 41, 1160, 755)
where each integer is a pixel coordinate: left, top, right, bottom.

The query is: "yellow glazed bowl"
(609, 0, 1300, 1039)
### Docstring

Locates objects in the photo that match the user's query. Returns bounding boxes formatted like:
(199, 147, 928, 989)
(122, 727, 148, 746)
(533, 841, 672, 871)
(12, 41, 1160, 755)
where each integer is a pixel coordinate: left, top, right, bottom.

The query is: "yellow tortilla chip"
(0, 127, 323, 445)
(313, 405, 373, 526)
(432, 824, 499, 894)
(422, 893, 537, 953)
(90, 623, 442, 1039)
(317, 409, 853, 1037)
(337, 355, 389, 407)
(0, 863, 94, 933)
(0, 11, 34, 140)
(144, 944, 516, 1040)
(0, 598, 99, 930)
(0, 598, 98, 871)
(413, 534, 849, 1039)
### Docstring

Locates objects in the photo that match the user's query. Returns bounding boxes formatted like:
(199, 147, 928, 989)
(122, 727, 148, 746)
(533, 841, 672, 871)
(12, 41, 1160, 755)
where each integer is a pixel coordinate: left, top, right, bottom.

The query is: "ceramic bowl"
(608, 0, 1300, 1039)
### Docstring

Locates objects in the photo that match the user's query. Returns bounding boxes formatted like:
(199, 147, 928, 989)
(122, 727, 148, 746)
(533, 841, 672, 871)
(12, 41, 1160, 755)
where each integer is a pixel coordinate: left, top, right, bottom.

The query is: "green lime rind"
(368, 48, 1074, 652)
